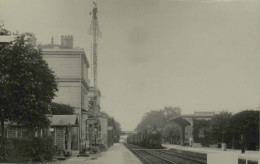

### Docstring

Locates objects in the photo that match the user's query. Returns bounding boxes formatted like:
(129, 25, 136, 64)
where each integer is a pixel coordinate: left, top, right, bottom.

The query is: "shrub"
(51, 102, 74, 115)
(0, 136, 55, 163)
(193, 119, 216, 147)
(0, 138, 31, 163)
(30, 136, 55, 162)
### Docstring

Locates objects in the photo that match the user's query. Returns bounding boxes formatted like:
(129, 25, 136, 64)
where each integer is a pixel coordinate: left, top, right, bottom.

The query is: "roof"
(169, 112, 214, 127)
(40, 43, 84, 51)
(170, 115, 192, 127)
(169, 114, 193, 121)
(51, 115, 79, 127)
(170, 114, 214, 121)
(40, 44, 89, 68)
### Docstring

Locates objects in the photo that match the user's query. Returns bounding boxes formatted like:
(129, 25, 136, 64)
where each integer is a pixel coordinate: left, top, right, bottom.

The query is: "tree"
(210, 111, 232, 143)
(0, 21, 10, 36)
(231, 110, 259, 150)
(162, 106, 181, 120)
(0, 22, 11, 138)
(0, 27, 57, 137)
(99, 111, 122, 142)
(162, 123, 181, 143)
(114, 121, 122, 142)
(135, 106, 181, 132)
(50, 102, 74, 115)
(193, 119, 215, 147)
(135, 110, 166, 132)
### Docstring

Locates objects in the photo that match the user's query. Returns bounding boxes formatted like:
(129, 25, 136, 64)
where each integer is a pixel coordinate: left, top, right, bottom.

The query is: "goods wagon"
(127, 130, 162, 149)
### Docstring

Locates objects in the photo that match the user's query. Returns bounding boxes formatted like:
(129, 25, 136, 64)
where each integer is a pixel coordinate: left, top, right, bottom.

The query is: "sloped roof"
(51, 115, 79, 127)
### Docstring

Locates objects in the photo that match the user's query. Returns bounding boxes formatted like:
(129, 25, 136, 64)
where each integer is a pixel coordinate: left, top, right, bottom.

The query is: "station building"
(41, 35, 91, 150)
(1, 34, 117, 153)
(41, 35, 116, 152)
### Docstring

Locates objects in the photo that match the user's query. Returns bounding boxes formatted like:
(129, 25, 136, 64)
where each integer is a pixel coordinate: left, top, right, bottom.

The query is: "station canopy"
(169, 115, 193, 127)
(170, 112, 214, 127)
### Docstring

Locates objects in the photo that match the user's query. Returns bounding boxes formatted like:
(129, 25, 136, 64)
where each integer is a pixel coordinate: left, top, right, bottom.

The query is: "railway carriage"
(127, 129, 162, 149)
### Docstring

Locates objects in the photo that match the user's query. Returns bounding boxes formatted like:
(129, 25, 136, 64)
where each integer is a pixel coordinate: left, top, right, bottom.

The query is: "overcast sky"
(1, 0, 259, 131)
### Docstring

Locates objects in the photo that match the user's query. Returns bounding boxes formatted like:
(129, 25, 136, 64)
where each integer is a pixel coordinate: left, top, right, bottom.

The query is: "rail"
(124, 143, 207, 164)
(160, 150, 207, 163)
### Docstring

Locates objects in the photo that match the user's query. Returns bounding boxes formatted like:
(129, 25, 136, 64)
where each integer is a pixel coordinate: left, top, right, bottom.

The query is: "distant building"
(41, 35, 90, 150)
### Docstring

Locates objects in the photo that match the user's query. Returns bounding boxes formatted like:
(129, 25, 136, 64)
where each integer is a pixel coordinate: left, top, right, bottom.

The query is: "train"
(127, 129, 163, 149)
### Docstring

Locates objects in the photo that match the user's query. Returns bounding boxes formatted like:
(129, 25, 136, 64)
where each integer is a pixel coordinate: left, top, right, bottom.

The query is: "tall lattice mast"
(88, 2, 101, 112)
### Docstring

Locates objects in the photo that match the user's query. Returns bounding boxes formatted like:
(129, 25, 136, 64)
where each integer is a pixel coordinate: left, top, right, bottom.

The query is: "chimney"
(61, 35, 73, 48)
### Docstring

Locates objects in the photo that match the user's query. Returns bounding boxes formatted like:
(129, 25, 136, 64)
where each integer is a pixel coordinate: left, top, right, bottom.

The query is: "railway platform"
(163, 144, 260, 164)
(48, 143, 142, 164)
(87, 143, 142, 164)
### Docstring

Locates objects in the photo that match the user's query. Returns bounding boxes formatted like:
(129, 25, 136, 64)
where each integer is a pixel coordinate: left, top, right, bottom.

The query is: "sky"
(0, 0, 259, 131)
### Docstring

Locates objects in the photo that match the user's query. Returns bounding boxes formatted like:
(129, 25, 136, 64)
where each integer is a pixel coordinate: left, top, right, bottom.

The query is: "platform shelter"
(170, 112, 214, 146)
(50, 115, 79, 151)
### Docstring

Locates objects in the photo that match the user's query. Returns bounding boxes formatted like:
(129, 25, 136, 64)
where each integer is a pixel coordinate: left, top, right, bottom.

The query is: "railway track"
(134, 150, 177, 164)
(166, 149, 207, 163)
(125, 144, 207, 164)
(150, 150, 206, 164)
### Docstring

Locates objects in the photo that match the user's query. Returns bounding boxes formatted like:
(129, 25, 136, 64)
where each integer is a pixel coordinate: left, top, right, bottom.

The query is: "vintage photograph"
(0, 0, 259, 163)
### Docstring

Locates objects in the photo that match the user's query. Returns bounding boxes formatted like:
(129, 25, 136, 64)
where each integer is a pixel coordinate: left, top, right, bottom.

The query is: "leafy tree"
(99, 111, 122, 141)
(230, 110, 259, 150)
(135, 110, 166, 132)
(135, 106, 181, 133)
(0, 26, 57, 137)
(0, 21, 10, 36)
(50, 102, 74, 115)
(193, 119, 215, 147)
(162, 106, 181, 120)
(210, 111, 232, 143)
(0, 22, 11, 137)
(114, 121, 122, 142)
(162, 123, 181, 143)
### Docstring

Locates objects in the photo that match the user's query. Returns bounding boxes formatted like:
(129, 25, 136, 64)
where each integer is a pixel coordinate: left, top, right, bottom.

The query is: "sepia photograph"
(0, 0, 259, 163)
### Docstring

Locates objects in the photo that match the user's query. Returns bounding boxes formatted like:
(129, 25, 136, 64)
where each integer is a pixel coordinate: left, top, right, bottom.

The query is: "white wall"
(43, 55, 81, 78)
(53, 82, 81, 113)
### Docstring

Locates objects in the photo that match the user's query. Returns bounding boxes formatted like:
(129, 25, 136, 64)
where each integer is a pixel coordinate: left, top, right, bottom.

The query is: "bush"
(0, 136, 55, 163)
(51, 102, 74, 115)
(0, 138, 31, 163)
(30, 136, 55, 161)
